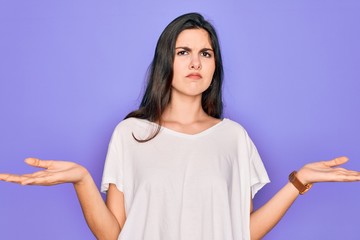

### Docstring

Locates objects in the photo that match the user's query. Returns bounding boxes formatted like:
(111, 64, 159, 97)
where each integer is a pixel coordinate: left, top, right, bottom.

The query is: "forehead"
(175, 29, 212, 48)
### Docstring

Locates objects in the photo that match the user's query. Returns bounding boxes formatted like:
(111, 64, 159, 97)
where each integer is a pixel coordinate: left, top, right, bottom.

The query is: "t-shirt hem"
(101, 179, 124, 193)
(251, 178, 270, 199)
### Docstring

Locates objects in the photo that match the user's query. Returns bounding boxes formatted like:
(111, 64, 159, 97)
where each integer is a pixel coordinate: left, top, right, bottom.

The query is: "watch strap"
(289, 171, 312, 195)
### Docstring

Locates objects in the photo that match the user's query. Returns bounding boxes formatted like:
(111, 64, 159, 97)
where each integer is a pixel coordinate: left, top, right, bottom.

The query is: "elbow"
(93, 223, 121, 240)
(95, 230, 120, 240)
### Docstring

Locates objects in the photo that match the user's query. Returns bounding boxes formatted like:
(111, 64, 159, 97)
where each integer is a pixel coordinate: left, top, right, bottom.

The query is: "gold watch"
(289, 171, 312, 195)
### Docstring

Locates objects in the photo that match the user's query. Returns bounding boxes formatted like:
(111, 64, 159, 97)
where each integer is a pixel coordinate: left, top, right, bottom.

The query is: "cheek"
(173, 60, 187, 74)
(206, 63, 216, 79)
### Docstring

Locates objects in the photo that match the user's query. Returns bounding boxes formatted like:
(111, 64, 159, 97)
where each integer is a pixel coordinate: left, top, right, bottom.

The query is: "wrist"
(74, 166, 92, 186)
(289, 170, 313, 195)
(296, 168, 311, 185)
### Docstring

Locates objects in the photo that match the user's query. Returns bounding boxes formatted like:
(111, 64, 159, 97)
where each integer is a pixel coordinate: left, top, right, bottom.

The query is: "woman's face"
(171, 28, 215, 99)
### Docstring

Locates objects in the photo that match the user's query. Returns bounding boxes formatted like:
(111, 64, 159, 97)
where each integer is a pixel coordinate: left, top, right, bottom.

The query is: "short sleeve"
(101, 125, 124, 193)
(246, 133, 270, 198)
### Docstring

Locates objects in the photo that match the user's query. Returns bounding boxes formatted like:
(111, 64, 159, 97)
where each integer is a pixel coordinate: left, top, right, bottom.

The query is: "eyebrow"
(175, 46, 214, 52)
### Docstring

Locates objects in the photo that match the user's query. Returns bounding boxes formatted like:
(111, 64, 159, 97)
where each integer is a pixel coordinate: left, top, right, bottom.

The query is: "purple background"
(1, 1, 359, 239)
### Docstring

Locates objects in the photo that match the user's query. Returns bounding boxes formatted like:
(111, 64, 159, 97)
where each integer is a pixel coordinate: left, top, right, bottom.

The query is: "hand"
(0, 158, 89, 186)
(297, 156, 360, 184)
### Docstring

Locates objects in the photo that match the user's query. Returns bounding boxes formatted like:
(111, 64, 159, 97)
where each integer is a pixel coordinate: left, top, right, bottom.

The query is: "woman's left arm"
(250, 156, 360, 240)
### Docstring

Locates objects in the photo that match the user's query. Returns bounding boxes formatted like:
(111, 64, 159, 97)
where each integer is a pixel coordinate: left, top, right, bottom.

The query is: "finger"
(25, 158, 53, 169)
(338, 169, 360, 176)
(331, 173, 360, 182)
(0, 173, 10, 181)
(21, 175, 58, 186)
(324, 156, 349, 167)
(345, 171, 360, 178)
(0, 173, 29, 184)
(22, 171, 47, 178)
(0, 173, 16, 182)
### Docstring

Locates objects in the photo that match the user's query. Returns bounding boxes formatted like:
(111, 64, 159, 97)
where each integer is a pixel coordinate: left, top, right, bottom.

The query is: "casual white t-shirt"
(101, 117, 270, 240)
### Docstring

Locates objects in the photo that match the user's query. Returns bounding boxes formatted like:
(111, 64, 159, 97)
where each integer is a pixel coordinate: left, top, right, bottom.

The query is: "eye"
(201, 51, 212, 58)
(177, 50, 188, 56)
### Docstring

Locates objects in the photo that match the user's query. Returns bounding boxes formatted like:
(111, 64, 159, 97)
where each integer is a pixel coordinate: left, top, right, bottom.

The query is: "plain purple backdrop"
(1, 1, 359, 239)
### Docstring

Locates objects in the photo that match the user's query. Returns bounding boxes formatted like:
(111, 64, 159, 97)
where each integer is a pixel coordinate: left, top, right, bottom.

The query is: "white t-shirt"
(101, 118, 270, 240)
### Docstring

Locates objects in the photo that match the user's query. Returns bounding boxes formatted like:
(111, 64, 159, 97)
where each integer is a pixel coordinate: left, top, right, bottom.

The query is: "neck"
(162, 93, 207, 124)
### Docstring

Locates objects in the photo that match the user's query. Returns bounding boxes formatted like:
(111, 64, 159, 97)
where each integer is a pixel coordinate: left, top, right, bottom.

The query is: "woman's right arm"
(74, 172, 125, 239)
(0, 158, 125, 240)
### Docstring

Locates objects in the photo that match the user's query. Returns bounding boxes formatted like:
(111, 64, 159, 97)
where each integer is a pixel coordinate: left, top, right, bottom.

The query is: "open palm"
(297, 156, 360, 184)
(0, 158, 88, 186)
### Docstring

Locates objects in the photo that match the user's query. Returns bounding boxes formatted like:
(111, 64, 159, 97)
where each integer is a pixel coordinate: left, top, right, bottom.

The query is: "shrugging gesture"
(1, 12, 360, 240)
(2, 156, 359, 211)
(1, 156, 358, 187)
(1, 155, 359, 240)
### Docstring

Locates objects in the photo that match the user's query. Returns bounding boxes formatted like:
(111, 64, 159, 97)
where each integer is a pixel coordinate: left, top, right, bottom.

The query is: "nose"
(189, 55, 201, 70)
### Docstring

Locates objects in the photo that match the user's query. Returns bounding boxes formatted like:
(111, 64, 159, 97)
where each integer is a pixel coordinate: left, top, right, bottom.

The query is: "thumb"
(324, 156, 349, 167)
(25, 158, 52, 169)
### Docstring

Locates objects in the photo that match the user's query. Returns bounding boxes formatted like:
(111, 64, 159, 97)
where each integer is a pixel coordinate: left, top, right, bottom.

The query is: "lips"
(186, 73, 202, 79)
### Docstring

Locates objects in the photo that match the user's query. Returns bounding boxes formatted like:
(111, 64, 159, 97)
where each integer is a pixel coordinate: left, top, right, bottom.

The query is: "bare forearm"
(250, 182, 299, 240)
(74, 171, 120, 240)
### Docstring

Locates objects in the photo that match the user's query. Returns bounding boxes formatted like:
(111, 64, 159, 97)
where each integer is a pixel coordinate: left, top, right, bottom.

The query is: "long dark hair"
(125, 12, 224, 141)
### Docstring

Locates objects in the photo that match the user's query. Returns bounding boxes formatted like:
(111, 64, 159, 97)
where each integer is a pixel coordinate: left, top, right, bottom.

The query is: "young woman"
(1, 13, 359, 240)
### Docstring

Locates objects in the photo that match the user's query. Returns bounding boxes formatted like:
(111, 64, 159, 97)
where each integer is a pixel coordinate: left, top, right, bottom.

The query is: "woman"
(1, 13, 359, 240)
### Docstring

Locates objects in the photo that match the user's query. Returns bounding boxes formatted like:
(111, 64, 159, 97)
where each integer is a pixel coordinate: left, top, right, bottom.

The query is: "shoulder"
(222, 118, 247, 133)
(113, 117, 148, 130)
(221, 119, 261, 155)
(220, 118, 256, 142)
(112, 117, 156, 139)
